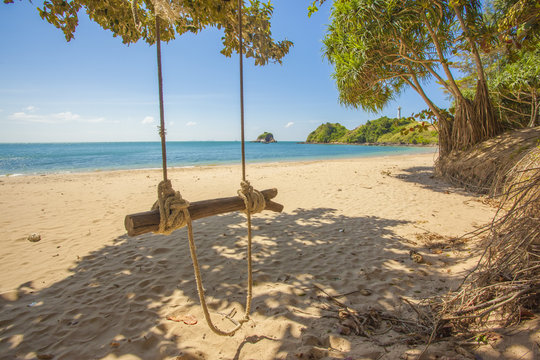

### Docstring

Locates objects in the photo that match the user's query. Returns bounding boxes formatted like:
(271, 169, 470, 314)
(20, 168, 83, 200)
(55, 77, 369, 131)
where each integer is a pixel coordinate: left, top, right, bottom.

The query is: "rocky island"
(254, 132, 277, 143)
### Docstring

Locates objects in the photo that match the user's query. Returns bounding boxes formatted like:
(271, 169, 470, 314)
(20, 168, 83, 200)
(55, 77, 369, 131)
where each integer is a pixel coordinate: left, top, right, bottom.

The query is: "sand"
(0, 153, 536, 359)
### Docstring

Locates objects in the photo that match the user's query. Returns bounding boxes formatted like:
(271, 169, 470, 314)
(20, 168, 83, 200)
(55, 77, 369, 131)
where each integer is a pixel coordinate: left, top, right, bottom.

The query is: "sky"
(0, 1, 451, 143)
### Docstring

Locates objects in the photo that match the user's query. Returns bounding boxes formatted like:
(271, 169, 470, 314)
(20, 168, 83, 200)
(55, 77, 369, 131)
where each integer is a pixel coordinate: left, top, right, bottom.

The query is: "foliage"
(307, 0, 326, 17)
(305, 122, 348, 143)
(491, 43, 540, 127)
(323, 1, 434, 111)
(4, 0, 292, 66)
(487, 0, 540, 127)
(492, 45, 540, 93)
(321, 0, 477, 112)
(491, 0, 540, 50)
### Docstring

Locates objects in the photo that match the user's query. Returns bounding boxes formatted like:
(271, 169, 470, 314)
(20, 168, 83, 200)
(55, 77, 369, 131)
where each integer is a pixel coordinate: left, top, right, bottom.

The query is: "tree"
(484, 0, 539, 128)
(455, 0, 540, 128)
(4, 0, 292, 66)
(321, 0, 502, 156)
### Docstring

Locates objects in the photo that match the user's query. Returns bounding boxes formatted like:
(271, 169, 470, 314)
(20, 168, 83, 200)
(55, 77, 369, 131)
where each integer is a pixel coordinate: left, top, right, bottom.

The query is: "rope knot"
(152, 180, 190, 235)
(237, 180, 266, 215)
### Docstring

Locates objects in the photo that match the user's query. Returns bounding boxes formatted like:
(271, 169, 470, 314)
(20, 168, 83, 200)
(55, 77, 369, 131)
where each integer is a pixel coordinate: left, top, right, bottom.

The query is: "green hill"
(306, 116, 438, 145)
(306, 122, 348, 143)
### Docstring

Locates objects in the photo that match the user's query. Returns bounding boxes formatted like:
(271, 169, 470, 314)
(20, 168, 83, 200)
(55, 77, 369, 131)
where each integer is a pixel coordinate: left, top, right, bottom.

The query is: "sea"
(0, 141, 436, 176)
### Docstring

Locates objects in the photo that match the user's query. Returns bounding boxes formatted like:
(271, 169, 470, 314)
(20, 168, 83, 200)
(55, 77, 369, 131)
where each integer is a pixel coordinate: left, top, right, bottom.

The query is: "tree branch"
(396, 35, 454, 96)
(452, 5, 487, 85)
(497, 103, 531, 117)
(404, 64, 443, 120)
(420, 10, 463, 101)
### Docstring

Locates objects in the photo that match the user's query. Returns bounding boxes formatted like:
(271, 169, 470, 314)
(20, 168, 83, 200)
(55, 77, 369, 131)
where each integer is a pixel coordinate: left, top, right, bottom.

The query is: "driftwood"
(125, 188, 283, 236)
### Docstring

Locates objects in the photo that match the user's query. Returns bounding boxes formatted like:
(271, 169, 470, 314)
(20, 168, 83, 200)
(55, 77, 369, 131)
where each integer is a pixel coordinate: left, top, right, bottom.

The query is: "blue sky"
(0, 1, 450, 142)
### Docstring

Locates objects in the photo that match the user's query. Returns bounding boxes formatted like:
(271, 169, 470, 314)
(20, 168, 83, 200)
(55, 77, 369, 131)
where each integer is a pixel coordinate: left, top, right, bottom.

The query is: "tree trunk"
(474, 79, 500, 139)
(453, 6, 501, 146)
(403, 70, 453, 156)
(438, 114, 453, 157)
(421, 12, 463, 100)
(451, 97, 476, 151)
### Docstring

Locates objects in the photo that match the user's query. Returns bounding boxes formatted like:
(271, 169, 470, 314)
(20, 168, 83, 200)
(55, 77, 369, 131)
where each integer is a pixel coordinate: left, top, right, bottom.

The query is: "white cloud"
(11, 112, 26, 118)
(186, 121, 197, 126)
(8, 111, 103, 124)
(142, 116, 154, 124)
(83, 116, 106, 123)
(25, 105, 37, 112)
(54, 111, 80, 121)
(9, 112, 42, 121)
(285, 122, 294, 128)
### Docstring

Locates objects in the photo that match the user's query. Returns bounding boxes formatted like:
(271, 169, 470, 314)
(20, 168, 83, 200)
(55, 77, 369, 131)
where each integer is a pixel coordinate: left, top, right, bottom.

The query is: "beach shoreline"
(1, 153, 511, 359)
(0, 141, 437, 177)
(0, 149, 438, 178)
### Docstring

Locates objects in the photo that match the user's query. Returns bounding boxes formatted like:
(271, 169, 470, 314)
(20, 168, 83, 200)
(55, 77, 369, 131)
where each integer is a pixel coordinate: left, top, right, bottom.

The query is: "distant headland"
(305, 116, 438, 146)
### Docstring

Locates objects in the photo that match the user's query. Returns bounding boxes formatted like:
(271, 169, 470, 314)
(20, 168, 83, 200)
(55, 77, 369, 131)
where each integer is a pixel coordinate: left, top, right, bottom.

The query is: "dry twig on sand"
(313, 284, 431, 345)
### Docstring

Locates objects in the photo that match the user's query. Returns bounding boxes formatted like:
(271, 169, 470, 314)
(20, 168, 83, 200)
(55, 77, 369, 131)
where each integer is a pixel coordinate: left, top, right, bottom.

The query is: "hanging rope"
(155, 17, 168, 182)
(237, 0, 247, 182)
(152, 178, 265, 336)
(131, 0, 142, 32)
(135, 0, 265, 337)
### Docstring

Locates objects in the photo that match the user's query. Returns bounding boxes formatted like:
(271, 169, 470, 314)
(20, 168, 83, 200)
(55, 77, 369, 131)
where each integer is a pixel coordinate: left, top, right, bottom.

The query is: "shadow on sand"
(1, 206, 468, 359)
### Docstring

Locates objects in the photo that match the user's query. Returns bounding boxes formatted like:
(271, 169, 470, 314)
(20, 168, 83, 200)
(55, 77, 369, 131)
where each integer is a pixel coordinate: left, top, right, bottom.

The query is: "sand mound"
(435, 127, 540, 195)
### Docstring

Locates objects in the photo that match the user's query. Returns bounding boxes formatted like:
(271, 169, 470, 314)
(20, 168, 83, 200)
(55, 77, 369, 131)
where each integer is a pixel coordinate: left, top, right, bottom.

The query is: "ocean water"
(0, 141, 436, 176)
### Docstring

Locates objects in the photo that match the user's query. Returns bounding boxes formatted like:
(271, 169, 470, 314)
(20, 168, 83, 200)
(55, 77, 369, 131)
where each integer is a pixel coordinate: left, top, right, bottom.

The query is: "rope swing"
(127, 0, 280, 337)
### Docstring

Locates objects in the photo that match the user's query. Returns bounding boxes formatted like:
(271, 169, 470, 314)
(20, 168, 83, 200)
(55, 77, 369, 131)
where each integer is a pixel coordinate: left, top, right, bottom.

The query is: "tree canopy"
(323, 0, 447, 112)
(4, 0, 292, 66)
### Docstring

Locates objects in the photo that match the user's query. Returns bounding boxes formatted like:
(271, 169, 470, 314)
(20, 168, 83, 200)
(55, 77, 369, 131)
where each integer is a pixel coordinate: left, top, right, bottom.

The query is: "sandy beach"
(0, 153, 521, 359)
